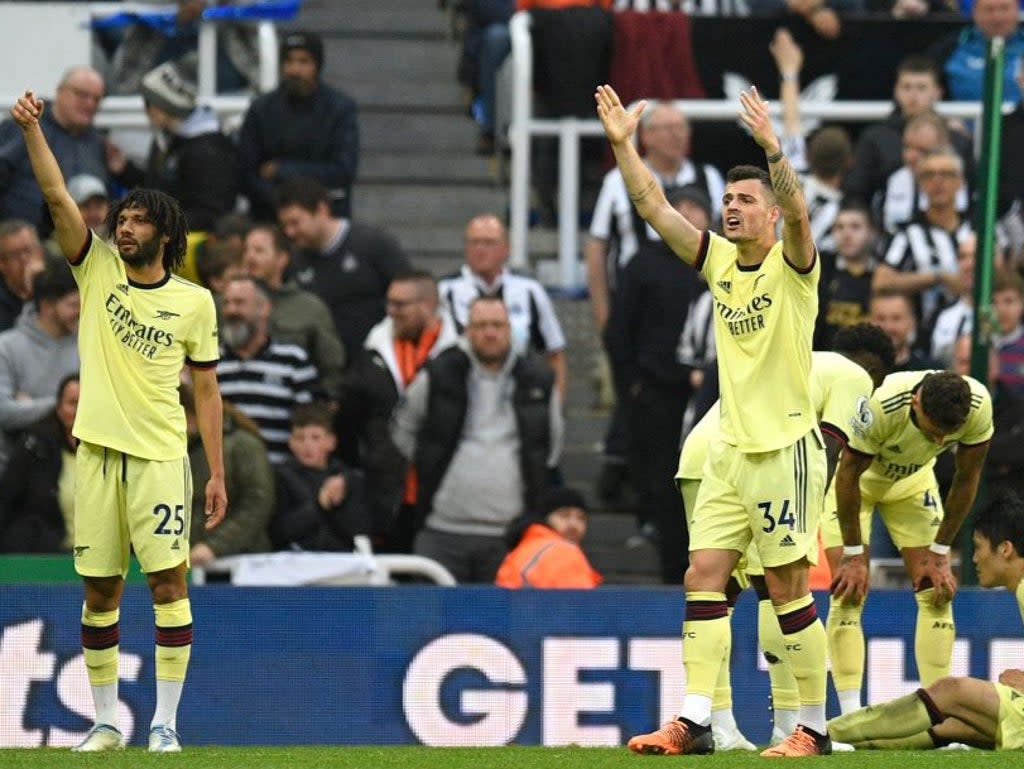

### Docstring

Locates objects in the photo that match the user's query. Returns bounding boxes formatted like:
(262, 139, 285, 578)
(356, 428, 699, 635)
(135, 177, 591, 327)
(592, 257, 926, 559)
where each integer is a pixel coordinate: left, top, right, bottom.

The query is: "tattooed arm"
(595, 85, 703, 266)
(738, 87, 816, 270)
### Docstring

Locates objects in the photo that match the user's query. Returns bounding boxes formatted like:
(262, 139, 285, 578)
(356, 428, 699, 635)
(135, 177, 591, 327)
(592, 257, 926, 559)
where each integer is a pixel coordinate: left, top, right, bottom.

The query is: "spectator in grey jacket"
(391, 296, 563, 583)
(242, 222, 345, 401)
(0, 261, 79, 475)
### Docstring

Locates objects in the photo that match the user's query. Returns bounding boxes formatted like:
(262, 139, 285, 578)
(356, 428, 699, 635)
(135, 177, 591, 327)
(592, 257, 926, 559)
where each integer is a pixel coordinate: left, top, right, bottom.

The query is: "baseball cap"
(67, 174, 108, 205)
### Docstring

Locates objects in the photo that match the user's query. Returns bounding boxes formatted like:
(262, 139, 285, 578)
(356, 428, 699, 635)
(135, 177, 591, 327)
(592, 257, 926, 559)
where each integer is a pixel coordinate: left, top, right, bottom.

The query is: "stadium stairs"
(290, 1, 660, 584)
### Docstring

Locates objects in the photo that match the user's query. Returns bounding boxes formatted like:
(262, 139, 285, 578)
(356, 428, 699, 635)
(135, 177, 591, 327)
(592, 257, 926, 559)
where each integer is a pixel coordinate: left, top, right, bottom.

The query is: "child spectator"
(495, 487, 602, 589)
(993, 268, 1024, 396)
(271, 403, 369, 552)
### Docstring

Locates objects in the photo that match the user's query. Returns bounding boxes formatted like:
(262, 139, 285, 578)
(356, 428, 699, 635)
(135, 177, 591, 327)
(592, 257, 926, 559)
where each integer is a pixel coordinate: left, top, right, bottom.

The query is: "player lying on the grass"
(829, 368, 993, 715)
(829, 489, 1024, 750)
(676, 323, 894, 749)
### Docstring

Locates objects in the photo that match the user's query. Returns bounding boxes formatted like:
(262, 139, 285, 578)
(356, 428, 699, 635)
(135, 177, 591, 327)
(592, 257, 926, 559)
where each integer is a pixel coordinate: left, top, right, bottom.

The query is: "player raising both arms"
(10, 90, 226, 753)
(596, 83, 831, 757)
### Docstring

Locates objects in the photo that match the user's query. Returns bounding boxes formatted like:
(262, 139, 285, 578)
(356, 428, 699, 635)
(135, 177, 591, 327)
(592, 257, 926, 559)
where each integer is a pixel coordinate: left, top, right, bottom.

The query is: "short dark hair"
(56, 371, 79, 402)
(105, 189, 188, 272)
(973, 488, 1024, 559)
(196, 240, 241, 289)
(835, 199, 873, 222)
(247, 222, 291, 254)
(391, 269, 438, 303)
(726, 165, 775, 203)
(275, 177, 330, 214)
(33, 260, 77, 310)
(808, 127, 852, 179)
(870, 288, 914, 313)
(213, 212, 252, 242)
(897, 54, 940, 82)
(993, 268, 1023, 298)
(832, 322, 896, 375)
(918, 371, 972, 433)
(290, 402, 334, 432)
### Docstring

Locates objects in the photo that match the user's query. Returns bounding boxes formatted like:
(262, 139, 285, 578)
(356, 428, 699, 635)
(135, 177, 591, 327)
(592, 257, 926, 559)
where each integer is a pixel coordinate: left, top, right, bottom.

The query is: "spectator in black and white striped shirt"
(216, 276, 322, 464)
(874, 147, 974, 342)
(877, 112, 971, 235)
(438, 214, 567, 400)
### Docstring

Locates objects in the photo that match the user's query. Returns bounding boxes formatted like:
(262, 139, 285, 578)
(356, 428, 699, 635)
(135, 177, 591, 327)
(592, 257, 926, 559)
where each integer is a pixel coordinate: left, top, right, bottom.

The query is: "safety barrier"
(504, 11, 986, 287)
(1, 585, 1019, 747)
(0, 1, 302, 127)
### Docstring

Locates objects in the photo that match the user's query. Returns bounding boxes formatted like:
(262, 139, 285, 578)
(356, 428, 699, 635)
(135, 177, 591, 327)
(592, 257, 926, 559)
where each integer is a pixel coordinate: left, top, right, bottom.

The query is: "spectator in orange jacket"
(496, 487, 602, 589)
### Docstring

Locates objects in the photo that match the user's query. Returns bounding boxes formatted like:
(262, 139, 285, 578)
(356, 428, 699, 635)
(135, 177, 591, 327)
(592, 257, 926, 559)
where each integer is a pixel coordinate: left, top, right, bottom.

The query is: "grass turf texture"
(3, 746, 1023, 769)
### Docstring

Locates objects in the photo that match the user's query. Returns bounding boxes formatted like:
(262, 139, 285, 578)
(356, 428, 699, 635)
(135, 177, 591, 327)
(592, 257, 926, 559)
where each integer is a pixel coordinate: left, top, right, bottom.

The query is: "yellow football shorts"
(820, 469, 942, 550)
(688, 429, 826, 570)
(73, 442, 192, 577)
(995, 681, 1024, 750)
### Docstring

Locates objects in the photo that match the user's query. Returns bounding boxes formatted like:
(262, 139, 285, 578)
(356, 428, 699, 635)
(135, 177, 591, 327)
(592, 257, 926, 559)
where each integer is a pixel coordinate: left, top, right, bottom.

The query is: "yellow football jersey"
(69, 233, 219, 461)
(1017, 579, 1024, 625)
(678, 401, 720, 481)
(677, 351, 871, 480)
(848, 370, 993, 488)
(698, 232, 819, 452)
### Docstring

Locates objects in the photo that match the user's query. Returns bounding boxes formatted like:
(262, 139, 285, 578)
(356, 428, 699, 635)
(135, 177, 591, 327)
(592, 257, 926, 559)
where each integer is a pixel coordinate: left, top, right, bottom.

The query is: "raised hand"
(595, 84, 646, 146)
(738, 86, 779, 152)
(770, 28, 803, 77)
(10, 90, 44, 131)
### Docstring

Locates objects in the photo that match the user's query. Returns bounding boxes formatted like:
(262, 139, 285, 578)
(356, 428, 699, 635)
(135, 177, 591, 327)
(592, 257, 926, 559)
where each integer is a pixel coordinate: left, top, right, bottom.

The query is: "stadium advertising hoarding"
(0, 586, 1020, 748)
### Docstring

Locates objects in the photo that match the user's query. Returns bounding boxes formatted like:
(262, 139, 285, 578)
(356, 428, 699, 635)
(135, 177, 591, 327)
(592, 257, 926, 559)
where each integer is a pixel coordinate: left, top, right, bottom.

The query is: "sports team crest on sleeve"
(850, 395, 873, 437)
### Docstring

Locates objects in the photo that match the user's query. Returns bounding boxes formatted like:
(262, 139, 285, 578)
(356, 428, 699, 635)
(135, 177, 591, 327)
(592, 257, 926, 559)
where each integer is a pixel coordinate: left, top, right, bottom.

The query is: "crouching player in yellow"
(830, 370, 993, 715)
(677, 323, 895, 748)
(829, 490, 1024, 750)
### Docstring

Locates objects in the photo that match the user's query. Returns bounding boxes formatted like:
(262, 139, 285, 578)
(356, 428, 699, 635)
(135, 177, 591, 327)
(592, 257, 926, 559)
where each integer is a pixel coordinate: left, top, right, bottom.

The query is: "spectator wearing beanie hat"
(106, 57, 238, 236)
(496, 487, 603, 589)
(238, 29, 360, 220)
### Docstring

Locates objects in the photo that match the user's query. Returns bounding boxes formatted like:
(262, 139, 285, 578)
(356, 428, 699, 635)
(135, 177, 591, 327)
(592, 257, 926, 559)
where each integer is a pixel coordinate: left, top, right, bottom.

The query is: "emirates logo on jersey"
(105, 293, 175, 360)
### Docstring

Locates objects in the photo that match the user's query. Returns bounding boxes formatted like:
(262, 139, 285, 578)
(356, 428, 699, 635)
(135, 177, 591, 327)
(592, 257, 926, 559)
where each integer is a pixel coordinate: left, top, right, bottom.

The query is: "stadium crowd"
(0, 0, 1021, 594)
(1, 0, 1024, 757)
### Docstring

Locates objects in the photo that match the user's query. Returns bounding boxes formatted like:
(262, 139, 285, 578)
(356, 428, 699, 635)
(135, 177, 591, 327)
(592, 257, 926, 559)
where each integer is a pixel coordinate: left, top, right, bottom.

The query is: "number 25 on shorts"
(153, 503, 186, 536)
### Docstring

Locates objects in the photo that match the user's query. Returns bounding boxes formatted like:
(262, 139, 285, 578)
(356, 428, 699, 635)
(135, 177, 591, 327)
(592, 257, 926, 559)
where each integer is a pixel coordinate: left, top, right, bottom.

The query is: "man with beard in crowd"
(237, 31, 359, 220)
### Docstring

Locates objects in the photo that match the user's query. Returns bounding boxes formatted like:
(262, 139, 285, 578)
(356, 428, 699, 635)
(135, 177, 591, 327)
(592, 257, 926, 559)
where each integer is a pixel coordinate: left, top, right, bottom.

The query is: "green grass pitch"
(2, 746, 1023, 769)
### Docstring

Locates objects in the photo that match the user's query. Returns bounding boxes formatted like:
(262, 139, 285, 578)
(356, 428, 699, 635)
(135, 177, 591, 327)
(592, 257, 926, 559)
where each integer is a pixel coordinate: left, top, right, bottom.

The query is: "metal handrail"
(506, 10, 988, 288)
